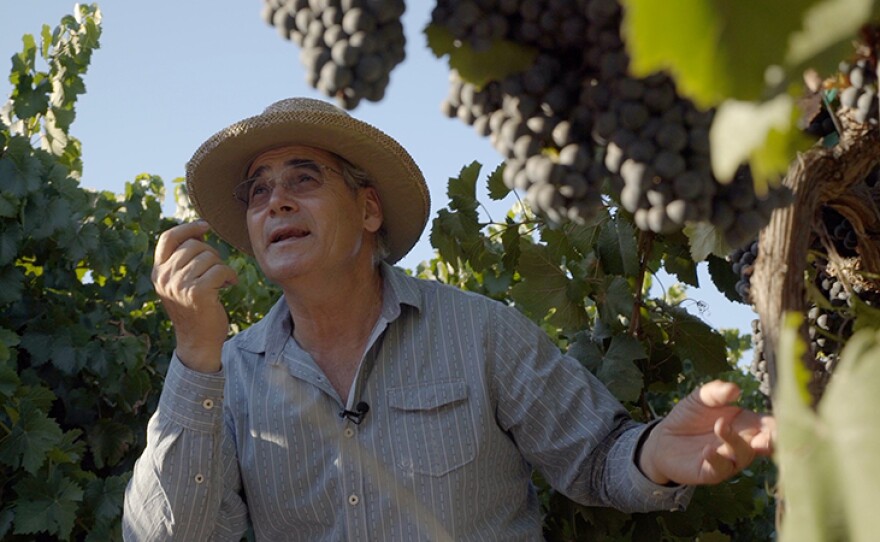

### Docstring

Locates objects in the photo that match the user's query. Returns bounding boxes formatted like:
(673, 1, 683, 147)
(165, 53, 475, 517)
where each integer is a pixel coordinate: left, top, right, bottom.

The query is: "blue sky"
(2, 1, 757, 334)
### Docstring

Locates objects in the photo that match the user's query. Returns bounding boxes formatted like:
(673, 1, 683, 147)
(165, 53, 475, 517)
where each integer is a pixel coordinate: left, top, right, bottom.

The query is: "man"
(123, 97, 774, 541)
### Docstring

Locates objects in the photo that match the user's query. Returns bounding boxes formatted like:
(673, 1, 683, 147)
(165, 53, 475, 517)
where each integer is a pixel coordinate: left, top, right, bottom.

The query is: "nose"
(267, 184, 300, 214)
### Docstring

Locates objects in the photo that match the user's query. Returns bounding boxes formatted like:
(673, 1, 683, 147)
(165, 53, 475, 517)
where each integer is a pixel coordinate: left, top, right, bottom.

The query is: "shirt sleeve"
(123, 353, 249, 541)
(488, 302, 694, 513)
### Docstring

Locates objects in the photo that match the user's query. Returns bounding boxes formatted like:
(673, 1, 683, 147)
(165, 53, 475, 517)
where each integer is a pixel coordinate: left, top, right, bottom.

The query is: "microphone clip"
(339, 401, 370, 425)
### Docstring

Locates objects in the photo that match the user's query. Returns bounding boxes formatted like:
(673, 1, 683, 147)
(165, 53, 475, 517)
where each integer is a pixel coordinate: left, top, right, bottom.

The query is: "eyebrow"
(248, 159, 322, 179)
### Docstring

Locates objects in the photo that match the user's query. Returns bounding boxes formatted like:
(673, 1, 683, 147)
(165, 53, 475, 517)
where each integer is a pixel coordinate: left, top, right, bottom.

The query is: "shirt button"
(194, 474, 205, 484)
(343, 428, 355, 438)
(202, 399, 214, 410)
(348, 494, 359, 506)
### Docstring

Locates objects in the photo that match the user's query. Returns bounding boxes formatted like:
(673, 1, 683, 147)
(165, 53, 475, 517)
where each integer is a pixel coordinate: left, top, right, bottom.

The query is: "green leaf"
(776, 314, 880, 541)
(596, 335, 646, 403)
(622, 0, 825, 107)
(567, 331, 603, 373)
(786, 0, 880, 77)
(710, 94, 811, 185)
(509, 240, 590, 332)
(448, 161, 480, 213)
(500, 223, 522, 271)
(486, 162, 510, 200)
(84, 474, 129, 521)
(0, 402, 63, 474)
(424, 24, 539, 88)
(0, 266, 25, 306)
(563, 214, 605, 257)
(662, 242, 699, 287)
(13, 470, 84, 540)
(667, 304, 730, 376)
(684, 222, 731, 262)
(597, 215, 639, 277)
(596, 276, 634, 327)
(0, 508, 12, 538)
(706, 254, 742, 304)
(0, 224, 22, 266)
(88, 419, 135, 469)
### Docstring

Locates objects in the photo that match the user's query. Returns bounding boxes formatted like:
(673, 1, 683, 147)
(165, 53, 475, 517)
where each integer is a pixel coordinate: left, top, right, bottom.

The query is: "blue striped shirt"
(123, 263, 692, 541)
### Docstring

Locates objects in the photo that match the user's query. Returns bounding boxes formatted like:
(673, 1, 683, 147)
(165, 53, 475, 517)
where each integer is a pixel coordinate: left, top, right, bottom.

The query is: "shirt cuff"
(615, 421, 695, 512)
(157, 353, 226, 432)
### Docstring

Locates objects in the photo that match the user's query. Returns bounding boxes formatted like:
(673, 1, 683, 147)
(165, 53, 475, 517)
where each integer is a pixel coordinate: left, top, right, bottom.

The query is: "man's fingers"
(154, 220, 211, 265)
(713, 417, 755, 471)
(201, 262, 239, 291)
(696, 380, 741, 408)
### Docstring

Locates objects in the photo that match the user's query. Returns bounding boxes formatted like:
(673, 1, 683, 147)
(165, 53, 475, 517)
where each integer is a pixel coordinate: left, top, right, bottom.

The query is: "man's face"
(243, 145, 382, 285)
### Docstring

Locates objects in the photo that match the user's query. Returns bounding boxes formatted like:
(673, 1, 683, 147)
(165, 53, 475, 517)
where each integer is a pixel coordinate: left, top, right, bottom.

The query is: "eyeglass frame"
(232, 159, 344, 209)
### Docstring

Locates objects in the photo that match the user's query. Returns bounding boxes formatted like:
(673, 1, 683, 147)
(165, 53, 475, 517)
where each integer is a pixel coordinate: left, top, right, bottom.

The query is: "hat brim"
(185, 107, 429, 264)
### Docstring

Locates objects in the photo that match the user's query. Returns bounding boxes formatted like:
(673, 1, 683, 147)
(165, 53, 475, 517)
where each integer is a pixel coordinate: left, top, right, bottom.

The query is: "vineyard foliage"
(2, 1, 880, 541)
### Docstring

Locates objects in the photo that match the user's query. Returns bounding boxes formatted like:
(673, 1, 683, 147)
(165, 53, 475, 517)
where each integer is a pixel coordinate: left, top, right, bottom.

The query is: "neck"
(282, 262, 384, 356)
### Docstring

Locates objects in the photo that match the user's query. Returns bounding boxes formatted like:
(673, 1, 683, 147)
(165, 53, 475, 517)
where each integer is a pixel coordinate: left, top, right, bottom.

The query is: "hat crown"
(262, 97, 350, 117)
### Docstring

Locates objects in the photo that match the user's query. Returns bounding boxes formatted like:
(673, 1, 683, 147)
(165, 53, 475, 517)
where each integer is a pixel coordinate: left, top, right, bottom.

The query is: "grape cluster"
(729, 239, 759, 304)
(261, 0, 406, 109)
(750, 319, 771, 396)
(712, 166, 793, 249)
(822, 207, 859, 257)
(433, 0, 792, 239)
(839, 57, 879, 125)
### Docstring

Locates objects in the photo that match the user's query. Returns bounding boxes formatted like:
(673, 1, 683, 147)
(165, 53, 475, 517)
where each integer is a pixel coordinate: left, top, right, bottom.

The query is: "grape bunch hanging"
(262, 0, 406, 109)
(433, 0, 792, 248)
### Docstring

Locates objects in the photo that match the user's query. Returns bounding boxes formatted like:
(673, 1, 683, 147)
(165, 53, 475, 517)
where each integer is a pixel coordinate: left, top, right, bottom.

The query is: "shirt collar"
(233, 262, 422, 363)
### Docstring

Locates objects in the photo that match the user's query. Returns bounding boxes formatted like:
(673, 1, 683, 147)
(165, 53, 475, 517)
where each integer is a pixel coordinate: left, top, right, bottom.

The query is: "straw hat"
(185, 97, 430, 264)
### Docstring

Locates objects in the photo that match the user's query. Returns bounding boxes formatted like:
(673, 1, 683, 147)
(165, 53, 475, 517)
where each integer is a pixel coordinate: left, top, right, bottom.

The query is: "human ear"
(362, 187, 383, 233)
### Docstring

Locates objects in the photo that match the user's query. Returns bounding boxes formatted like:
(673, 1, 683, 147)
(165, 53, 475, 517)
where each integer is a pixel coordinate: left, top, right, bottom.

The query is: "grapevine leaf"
(684, 222, 731, 262)
(0, 266, 25, 307)
(567, 331, 603, 373)
(0, 224, 22, 266)
(13, 471, 84, 539)
(662, 242, 699, 287)
(424, 25, 538, 88)
(510, 239, 590, 332)
(0, 402, 62, 474)
(711, 94, 810, 185)
(786, 0, 880, 78)
(706, 254, 742, 304)
(0, 508, 11, 538)
(486, 162, 510, 200)
(84, 474, 129, 521)
(596, 335, 646, 403)
(500, 223, 521, 271)
(596, 276, 633, 327)
(817, 327, 880, 542)
(0, 193, 18, 218)
(597, 215, 639, 277)
(20, 331, 54, 367)
(622, 0, 825, 107)
(563, 214, 605, 257)
(666, 304, 730, 376)
(851, 296, 880, 332)
(448, 161, 480, 213)
(88, 419, 135, 469)
(0, 361, 20, 396)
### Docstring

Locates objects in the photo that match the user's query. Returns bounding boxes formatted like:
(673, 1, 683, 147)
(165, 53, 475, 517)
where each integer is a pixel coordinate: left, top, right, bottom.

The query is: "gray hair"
(336, 156, 391, 265)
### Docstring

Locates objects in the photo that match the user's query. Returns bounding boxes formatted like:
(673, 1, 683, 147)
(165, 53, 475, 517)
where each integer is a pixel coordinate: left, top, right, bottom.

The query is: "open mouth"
(269, 227, 310, 244)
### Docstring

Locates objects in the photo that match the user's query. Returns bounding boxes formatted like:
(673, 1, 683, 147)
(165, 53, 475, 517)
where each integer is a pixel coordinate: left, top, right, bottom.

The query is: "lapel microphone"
(339, 401, 370, 425)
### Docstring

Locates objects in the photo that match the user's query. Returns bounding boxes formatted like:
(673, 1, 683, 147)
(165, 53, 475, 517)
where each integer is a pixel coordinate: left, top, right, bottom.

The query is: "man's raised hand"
(152, 220, 238, 373)
(638, 380, 776, 486)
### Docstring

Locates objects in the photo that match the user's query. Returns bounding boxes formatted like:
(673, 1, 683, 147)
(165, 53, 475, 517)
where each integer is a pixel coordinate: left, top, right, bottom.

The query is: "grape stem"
(628, 229, 654, 338)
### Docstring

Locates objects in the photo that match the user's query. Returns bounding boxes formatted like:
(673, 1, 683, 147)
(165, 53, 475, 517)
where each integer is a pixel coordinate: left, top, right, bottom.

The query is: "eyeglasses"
(233, 160, 342, 209)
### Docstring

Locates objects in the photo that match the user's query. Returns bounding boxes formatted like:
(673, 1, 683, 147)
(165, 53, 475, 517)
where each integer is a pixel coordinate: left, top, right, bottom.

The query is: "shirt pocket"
(386, 381, 476, 477)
